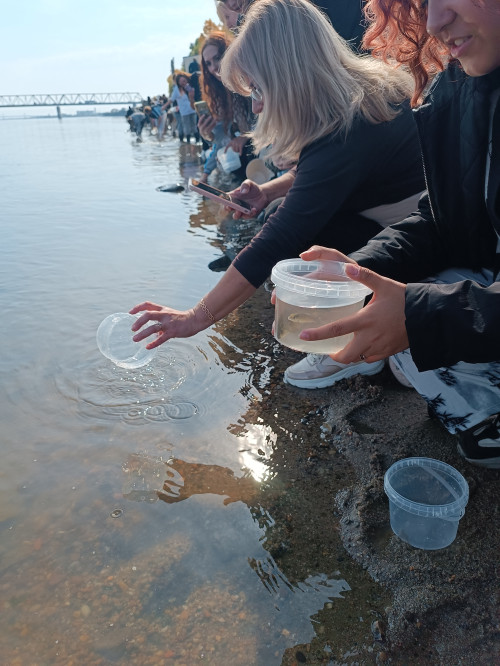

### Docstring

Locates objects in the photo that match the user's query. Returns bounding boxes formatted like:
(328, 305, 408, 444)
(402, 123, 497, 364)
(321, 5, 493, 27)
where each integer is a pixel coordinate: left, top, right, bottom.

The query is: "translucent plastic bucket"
(384, 457, 469, 550)
(246, 158, 273, 184)
(271, 259, 371, 354)
(217, 146, 241, 173)
(96, 312, 157, 370)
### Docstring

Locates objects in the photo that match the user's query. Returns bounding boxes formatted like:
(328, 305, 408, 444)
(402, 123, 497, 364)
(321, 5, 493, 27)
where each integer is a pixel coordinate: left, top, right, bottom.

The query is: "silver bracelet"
(199, 298, 216, 323)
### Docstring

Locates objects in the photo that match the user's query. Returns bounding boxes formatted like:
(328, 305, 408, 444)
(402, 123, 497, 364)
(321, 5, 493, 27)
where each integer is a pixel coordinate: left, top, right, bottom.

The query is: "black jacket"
(315, 1, 365, 51)
(242, 0, 365, 51)
(351, 64, 500, 371)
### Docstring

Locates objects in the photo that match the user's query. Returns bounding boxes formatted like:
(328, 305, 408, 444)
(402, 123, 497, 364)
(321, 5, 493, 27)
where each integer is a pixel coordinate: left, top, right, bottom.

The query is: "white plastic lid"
(271, 259, 372, 299)
(384, 457, 469, 519)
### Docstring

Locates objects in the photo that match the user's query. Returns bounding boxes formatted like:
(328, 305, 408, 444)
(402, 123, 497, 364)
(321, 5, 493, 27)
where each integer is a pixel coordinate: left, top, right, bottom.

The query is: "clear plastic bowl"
(384, 457, 469, 550)
(96, 312, 157, 369)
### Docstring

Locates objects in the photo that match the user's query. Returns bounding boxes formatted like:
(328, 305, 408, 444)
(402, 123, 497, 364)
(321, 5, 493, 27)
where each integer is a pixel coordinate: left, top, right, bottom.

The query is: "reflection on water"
(0, 118, 389, 665)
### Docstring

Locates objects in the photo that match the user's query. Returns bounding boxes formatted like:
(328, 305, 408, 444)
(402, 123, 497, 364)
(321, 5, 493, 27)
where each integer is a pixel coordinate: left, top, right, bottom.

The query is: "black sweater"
(233, 102, 424, 288)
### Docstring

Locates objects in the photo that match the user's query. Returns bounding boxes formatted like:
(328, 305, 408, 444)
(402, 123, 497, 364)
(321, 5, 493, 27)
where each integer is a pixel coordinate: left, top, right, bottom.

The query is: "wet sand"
(223, 284, 499, 665)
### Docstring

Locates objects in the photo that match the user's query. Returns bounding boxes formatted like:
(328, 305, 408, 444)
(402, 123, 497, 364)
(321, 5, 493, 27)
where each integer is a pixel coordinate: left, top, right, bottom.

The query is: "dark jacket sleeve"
(405, 280, 500, 370)
(351, 195, 500, 371)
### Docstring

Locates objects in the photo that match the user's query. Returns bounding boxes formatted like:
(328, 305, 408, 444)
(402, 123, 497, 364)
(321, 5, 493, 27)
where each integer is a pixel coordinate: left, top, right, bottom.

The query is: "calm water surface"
(0, 117, 386, 665)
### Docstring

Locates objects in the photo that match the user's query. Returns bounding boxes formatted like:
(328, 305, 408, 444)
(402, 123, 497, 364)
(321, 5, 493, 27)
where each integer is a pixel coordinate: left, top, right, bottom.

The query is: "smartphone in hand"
(188, 178, 252, 215)
(194, 101, 212, 119)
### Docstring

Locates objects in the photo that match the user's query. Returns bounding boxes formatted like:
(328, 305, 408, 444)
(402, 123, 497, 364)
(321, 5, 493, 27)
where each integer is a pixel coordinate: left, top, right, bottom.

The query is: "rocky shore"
(223, 284, 499, 665)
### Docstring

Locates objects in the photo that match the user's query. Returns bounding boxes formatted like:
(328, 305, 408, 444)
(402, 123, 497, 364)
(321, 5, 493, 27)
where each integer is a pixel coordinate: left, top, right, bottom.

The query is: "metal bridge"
(0, 93, 144, 108)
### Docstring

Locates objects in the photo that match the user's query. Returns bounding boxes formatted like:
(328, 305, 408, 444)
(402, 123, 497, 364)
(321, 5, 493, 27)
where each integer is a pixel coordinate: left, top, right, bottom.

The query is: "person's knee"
(262, 197, 285, 223)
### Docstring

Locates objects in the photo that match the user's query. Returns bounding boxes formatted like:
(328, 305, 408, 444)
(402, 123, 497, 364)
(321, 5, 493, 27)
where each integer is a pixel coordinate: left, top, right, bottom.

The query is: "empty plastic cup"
(384, 457, 469, 550)
(246, 158, 273, 184)
(271, 259, 372, 353)
(217, 146, 241, 173)
(96, 312, 157, 369)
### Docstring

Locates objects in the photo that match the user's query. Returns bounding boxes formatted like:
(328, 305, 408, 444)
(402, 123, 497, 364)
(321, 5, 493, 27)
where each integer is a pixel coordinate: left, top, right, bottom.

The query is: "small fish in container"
(271, 259, 372, 354)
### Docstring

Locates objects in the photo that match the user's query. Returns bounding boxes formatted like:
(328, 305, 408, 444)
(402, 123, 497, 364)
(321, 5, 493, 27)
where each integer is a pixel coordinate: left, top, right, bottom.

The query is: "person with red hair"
(197, 31, 254, 182)
(296, 0, 500, 468)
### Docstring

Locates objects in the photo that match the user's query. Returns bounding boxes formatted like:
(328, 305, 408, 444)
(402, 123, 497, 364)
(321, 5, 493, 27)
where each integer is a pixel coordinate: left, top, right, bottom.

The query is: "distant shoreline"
(0, 110, 128, 120)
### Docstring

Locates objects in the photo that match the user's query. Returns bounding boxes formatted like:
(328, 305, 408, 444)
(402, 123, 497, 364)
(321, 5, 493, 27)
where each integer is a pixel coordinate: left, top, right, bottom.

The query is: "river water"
(0, 117, 387, 665)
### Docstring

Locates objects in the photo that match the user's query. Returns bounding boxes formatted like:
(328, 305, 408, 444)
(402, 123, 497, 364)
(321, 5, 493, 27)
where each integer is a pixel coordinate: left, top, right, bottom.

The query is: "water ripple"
(55, 339, 227, 425)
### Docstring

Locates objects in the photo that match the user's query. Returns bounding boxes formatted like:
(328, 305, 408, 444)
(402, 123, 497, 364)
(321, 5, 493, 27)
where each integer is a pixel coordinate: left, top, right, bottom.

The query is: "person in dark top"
(129, 0, 424, 385)
(188, 59, 202, 102)
(188, 59, 208, 149)
(295, 0, 500, 468)
(220, 0, 365, 50)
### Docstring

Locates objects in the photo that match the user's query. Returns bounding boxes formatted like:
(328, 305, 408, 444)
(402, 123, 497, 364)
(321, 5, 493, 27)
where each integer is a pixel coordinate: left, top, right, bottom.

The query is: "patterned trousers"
(392, 267, 500, 434)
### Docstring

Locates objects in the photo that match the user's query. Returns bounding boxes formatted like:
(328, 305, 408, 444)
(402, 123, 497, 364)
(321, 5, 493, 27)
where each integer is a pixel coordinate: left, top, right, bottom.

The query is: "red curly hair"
(363, 0, 447, 105)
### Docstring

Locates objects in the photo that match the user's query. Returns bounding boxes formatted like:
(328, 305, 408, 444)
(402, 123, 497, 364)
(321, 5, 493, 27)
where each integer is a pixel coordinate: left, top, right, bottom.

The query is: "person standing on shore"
(294, 0, 500, 468)
(170, 73, 198, 143)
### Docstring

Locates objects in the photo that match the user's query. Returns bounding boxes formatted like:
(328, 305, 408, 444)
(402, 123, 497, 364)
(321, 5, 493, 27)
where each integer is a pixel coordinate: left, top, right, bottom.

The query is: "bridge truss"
(0, 93, 144, 108)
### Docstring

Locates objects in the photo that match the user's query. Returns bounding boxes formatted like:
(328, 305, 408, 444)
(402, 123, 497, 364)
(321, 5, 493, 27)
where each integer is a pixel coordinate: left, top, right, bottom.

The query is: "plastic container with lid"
(271, 259, 371, 353)
(217, 146, 241, 173)
(384, 457, 469, 550)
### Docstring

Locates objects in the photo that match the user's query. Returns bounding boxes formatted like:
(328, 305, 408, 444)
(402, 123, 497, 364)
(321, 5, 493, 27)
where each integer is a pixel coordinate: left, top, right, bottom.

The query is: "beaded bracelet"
(199, 298, 216, 323)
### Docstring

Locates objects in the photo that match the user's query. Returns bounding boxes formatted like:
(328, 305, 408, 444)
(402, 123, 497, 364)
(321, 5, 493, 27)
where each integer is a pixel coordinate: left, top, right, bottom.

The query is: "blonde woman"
(130, 0, 424, 389)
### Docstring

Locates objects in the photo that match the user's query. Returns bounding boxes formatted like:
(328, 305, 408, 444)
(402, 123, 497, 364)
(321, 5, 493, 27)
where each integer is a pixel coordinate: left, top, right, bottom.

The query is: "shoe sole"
(284, 360, 385, 389)
(457, 443, 500, 469)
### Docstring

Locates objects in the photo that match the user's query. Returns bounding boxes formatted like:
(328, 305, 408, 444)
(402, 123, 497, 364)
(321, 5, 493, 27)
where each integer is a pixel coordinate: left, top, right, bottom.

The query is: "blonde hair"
(220, 0, 414, 163)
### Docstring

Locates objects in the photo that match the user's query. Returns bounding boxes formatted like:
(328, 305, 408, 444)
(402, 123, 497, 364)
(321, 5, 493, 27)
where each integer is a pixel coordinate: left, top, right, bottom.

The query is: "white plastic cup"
(384, 457, 469, 550)
(96, 312, 157, 369)
(271, 259, 372, 353)
(217, 146, 241, 173)
(245, 158, 273, 185)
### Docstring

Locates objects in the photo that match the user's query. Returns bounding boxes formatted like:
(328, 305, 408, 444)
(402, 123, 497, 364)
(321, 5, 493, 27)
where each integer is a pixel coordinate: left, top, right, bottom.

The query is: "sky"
(0, 0, 219, 110)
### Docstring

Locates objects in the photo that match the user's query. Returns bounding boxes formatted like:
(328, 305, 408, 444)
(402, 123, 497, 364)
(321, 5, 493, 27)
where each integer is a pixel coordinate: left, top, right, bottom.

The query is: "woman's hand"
(299, 262, 409, 363)
(227, 135, 247, 155)
(198, 114, 217, 141)
(226, 179, 268, 220)
(129, 301, 205, 350)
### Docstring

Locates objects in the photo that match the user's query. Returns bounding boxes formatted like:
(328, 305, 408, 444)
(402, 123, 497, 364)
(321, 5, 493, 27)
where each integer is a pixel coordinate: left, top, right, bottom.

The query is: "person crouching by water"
(290, 0, 500, 469)
(127, 107, 147, 141)
(129, 0, 424, 384)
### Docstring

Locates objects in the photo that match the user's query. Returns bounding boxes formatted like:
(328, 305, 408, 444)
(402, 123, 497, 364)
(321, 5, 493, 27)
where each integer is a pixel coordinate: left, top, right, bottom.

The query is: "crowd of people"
(127, 0, 500, 470)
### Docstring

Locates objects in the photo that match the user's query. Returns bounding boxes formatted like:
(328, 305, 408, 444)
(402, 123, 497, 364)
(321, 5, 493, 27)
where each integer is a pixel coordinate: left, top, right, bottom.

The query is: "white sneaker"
(283, 354, 385, 389)
(388, 356, 413, 388)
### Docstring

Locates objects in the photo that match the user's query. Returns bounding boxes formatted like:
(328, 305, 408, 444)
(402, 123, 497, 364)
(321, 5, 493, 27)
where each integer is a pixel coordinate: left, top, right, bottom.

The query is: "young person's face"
(203, 45, 222, 81)
(426, 0, 500, 76)
(178, 76, 188, 89)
